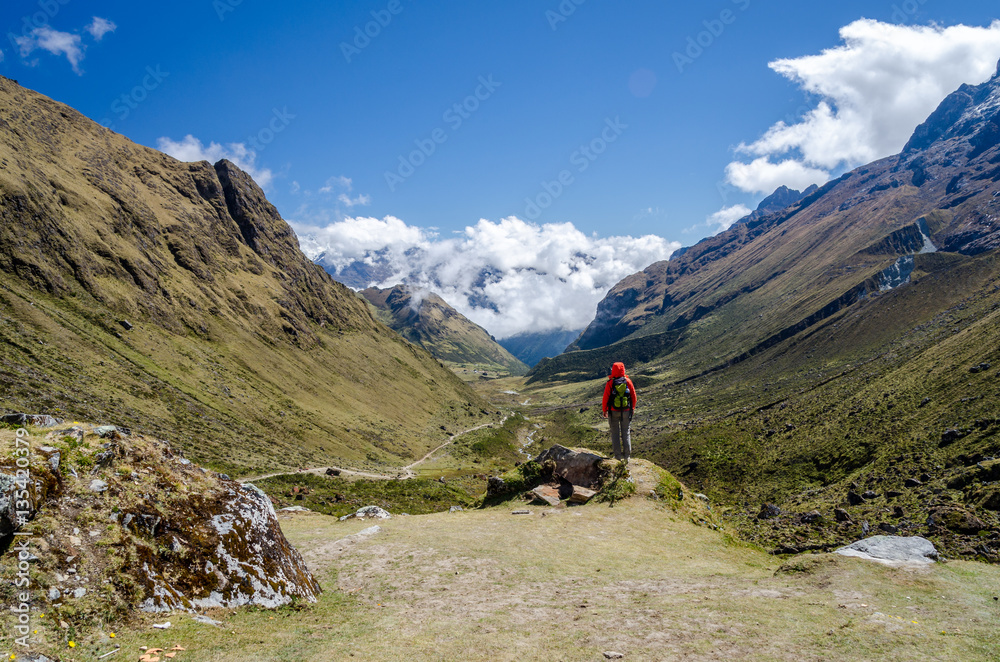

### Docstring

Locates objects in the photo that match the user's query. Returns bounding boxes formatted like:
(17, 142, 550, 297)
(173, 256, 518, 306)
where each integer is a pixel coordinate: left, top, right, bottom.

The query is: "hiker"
(601, 361, 637, 462)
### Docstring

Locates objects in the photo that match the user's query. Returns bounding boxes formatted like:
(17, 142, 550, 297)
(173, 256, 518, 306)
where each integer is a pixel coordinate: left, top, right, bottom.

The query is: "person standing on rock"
(601, 361, 637, 462)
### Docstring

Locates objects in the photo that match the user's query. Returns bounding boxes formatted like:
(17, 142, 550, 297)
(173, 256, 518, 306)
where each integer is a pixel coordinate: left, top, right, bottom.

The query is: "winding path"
(241, 416, 507, 484)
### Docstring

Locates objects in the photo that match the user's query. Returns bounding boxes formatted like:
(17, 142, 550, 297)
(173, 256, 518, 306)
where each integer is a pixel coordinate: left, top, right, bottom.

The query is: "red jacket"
(602, 362, 637, 413)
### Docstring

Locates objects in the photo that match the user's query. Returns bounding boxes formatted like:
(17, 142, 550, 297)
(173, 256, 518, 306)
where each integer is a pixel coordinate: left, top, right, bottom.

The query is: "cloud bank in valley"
(295, 216, 680, 339)
(726, 19, 1000, 194)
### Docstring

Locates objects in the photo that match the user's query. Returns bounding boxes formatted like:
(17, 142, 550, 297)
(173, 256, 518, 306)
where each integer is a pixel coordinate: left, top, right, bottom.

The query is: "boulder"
(834, 508, 852, 523)
(534, 445, 604, 488)
(835, 535, 938, 566)
(1, 413, 62, 428)
(569, 486, 597, 504)
(355, 505, 391, 519)
(756, 503, 781, 520)
(800, 510, 823, 524)
(138, 482, 321, 611)
(847, 491, 865, 506)
(930, 506, 985, 534)
(904, 478, 922, 488)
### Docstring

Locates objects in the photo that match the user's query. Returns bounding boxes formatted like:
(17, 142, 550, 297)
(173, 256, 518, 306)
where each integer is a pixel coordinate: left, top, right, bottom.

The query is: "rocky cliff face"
(0, 420, 319, 620)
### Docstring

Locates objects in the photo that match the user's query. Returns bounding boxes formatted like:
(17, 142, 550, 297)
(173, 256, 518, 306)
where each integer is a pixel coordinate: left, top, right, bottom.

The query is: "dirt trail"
(241, 417, 506, 484)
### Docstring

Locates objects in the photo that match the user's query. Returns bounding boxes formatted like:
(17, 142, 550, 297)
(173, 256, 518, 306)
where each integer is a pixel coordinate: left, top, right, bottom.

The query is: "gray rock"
(861, 490, 879, 500)
(89, 479, 109, 493)
(904, 478, 922, 488)
(193, 614, 222, 626)
(534, 445, 605, 488)
(279, 506, 309, 512)
(757, 503, 781, 520)
(449, 506, 464, 513)
(1, 413, 62, 427)
(603, 653, 625, 660)
(355, 506, 391, 519)
(512, 510, 531, 515)
(94, 425, 120, 439)
(801, 510, 823, 524)
(72, 587, 87, 598)
(847, 491, 865, 506)
(835, 535, 938, 566)
(47, 587, 61, 601)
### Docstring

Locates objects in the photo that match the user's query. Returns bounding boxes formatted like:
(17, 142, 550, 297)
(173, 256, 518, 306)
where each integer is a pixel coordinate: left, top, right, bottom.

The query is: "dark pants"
(609, 409, 632, 461)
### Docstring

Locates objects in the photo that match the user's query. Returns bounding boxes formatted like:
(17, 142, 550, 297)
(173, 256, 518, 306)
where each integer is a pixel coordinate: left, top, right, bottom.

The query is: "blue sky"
(4, 1, 1000, 337)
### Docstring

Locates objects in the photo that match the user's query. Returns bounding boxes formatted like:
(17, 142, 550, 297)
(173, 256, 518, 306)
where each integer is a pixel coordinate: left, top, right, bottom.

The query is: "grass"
(23, 498, 1000, 661)
(256, 473, 473, 517)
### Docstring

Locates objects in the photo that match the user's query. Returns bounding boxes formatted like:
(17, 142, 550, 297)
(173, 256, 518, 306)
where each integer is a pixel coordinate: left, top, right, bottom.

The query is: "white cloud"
(0, 49, 5, 63)
(294, 216, 680, 339)
(338, 193, 371, 207)
(86, 17, 117, 41)
(156, 135, 275, 190)
(725, 158, 830, 196)
(707, 204, 753, 234)
(726, 19, 1000, 193)
(16, 26, 85, 75)
(319, 175, 352, 194)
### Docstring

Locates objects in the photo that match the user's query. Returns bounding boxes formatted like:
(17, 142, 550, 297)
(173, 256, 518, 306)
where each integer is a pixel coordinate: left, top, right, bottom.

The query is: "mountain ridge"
(360, 284, 528, 375)
(0, 76, 487, 475)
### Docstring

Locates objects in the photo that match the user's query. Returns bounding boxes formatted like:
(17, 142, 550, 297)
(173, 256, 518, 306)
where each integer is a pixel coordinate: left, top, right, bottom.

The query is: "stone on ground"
(834, 535, 938, 566)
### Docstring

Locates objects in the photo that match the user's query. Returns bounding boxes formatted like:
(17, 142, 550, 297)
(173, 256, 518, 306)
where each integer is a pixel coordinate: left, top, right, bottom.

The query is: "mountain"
(548, 62, 1000, 379)
(525, 63, 1000, 559)
(360, 284, 528, 375)
(0, 76, 486, 476)
(498, 329, 583, 368)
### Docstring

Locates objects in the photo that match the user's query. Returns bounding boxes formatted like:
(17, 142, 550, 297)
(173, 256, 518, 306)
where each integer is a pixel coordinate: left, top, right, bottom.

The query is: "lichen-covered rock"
(1, 422, 320, 619)
(138, 482, 321, 612)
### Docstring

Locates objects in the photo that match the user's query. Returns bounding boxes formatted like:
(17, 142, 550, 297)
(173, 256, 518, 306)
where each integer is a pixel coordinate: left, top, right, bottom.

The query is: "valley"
(4, 50, 1000, 662)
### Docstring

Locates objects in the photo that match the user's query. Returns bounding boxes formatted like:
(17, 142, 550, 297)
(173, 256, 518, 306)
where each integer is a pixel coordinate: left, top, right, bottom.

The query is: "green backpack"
(610, 377, 632, 410)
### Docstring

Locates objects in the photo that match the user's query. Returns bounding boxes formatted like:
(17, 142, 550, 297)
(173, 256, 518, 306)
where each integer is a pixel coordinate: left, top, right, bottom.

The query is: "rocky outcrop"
(2, 422, 320, 617)
(534, 445, 605, 489)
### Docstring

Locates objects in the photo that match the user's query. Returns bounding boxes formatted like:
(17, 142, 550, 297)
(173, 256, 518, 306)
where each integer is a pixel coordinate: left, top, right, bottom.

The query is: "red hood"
(610, 362, 626, 378)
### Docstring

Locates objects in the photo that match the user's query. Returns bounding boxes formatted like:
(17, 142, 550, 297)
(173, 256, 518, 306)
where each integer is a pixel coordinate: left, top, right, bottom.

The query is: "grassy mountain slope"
(361, 284, 528, 376)
(544, 66, 1000, 384)
(0, 76, 488, 476)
